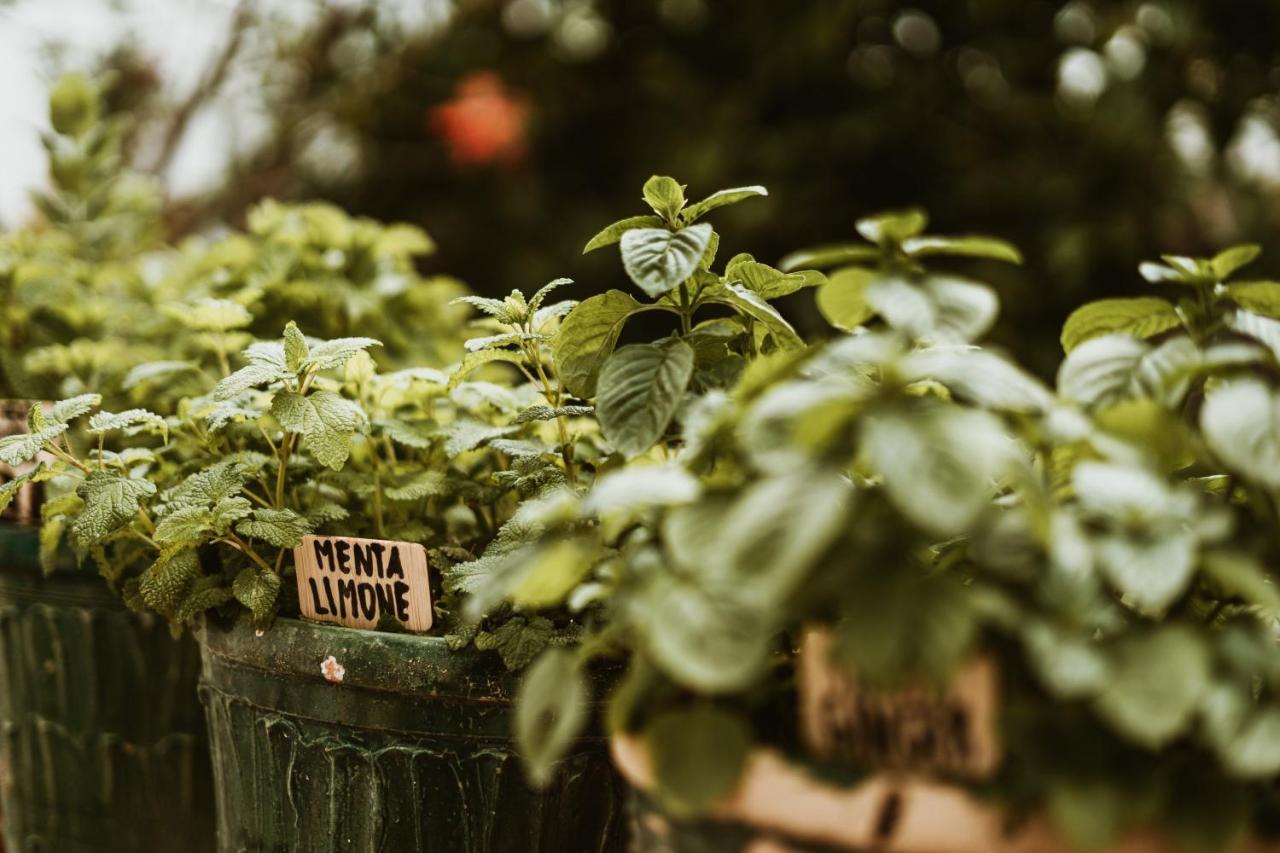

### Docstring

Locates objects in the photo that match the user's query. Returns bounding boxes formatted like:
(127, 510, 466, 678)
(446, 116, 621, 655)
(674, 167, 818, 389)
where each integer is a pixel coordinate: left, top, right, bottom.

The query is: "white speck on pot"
(321, 655, 346, 683)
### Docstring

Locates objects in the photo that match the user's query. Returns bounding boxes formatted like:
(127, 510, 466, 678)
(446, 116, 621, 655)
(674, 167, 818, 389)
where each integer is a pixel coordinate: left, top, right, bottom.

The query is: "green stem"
(221, 532, 276, 574)
(46, 443, 92, 475)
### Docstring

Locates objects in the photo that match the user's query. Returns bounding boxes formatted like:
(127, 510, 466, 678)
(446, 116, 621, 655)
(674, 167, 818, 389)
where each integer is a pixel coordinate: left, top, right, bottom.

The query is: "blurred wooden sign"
(294, 534, 433, 632)
(0, 400, 47, 525)
(799, 629, 1000, 779)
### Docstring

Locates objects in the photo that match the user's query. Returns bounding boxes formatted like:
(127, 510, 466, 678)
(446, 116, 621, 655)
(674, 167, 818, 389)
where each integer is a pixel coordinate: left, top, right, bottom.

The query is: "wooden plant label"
(293, 534, 433, 632)
(799, 629, 1000, 779)
(0, 400, 48, 525)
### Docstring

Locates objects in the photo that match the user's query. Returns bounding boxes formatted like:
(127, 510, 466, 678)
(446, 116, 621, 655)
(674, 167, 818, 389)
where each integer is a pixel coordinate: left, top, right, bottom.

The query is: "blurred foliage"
(86, 0, 1280, 378)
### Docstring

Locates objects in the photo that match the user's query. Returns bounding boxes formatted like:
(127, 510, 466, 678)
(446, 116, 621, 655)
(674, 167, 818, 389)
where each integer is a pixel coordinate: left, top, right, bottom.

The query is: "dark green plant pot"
(196, 616, 628, 853)
(0, 523, 215, 852)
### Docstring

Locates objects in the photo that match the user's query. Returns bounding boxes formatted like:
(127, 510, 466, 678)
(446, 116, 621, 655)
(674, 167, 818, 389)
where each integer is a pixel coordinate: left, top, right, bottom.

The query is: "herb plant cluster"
(7, 74, 1280, 852)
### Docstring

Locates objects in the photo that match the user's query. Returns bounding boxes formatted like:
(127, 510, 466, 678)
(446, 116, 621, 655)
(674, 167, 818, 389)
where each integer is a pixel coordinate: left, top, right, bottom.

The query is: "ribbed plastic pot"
(195, 616, 628, 853)
(0, 523, 215, 852)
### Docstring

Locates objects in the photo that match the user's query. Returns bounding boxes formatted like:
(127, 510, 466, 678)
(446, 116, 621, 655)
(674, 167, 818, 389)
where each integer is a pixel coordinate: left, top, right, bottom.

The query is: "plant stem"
(221, 532, 276, 574)
(526, 342, 577, 485)
(274, 433, 294, 508)
(46, 443, 93, 475)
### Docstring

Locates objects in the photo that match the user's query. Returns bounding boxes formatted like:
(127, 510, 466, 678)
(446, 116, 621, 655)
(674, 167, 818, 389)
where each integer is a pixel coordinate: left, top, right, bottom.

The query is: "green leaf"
(528, 277, 573, 314)
(597, 339, 695, 458)
(1225, 281, 1280, 318)
(139, 549, 201, 617)
(922, 275, 999, 343)
(586, 463, 700, 518)
(620, 225, 714, 298)
(1047, 777, 1128, 853)
(1023, 621, 1109, 700)
(862, 405, 1011, 536)
(902, 235, 1023, 264)
(1210, 244, 1261, 281)
(634, 572, 773, 692)
(70, 471, 156, 554)
(165, 461, 251, 508)
(1056, 333, 1149, 409)
(516, 649, 588, 787)
(899, 346, 1051, 413)
(123, 361, 198, 391)
(1200, 379, 1280, 488)
(178, 298, 253, 333)
(816, 268, 874, 331)
(682, 185, 767, 222)
(443, 420, 518, 456)
(509, 539, 597, 609)
(778, 243, 880, 271)
(154, 506, 214, 546)
(1228, 310, 1280, 361)
(709, 469, 853, 605)
(1219, 708, 1280, 778)
(1139, 261, 1191, 284)
(48, 72, 99, 135)
(453, 295, 517, 323)
(271, 390, 366, 470)
(641, 175, 687, 221)
(856, 208, 928, 244)
(237, 508, 311, 548)
(450, 349, 525, 387)
(1201, 550, 1280, 616)
(835, 571, 976, 687)
(474, 615, 555, 669)
(384, 470, 448, 501)
(1060, 298, 1181, 353)
(553, 290, 641, 398)
(0, 424, 65, 466)
(511, 404, 594, 424)
(87, 409, 167, 439)
(709, 283, 803, 349)
(43, 393, 102, 424)
(305, 336, 381, 370)
(283, 321, 309, 372)
(214, 343, 290, 399)
(374, 223, 435, 256)
(232, 566, 282, 625)
(1094, 625, 1209, 749)
(725, 257, 811, 300)
(582, 215, 665, 253)
(645, 706, 751, 817)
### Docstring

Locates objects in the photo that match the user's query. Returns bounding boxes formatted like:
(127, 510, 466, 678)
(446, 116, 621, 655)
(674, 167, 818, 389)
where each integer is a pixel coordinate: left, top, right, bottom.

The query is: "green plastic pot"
(0, 523, 215, 852)
(196, 616, 628, 853)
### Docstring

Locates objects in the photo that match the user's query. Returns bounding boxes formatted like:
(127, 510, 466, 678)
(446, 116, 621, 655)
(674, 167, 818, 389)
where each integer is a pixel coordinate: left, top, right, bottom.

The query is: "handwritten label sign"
(294, 534, 433, 632)
(0, 400, 47, 525)
(799, 629, 1000, 779)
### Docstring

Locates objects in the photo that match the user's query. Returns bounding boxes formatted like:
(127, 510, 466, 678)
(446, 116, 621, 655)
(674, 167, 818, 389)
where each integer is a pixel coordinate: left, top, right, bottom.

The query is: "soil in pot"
(0, 523, 216, 852)
(196, 615, 628, 853)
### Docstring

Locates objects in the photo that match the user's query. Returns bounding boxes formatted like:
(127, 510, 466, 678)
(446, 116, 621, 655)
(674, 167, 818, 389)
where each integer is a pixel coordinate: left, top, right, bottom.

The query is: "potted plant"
(493, 205, 1280, 851)
(0, 73, 217, 852)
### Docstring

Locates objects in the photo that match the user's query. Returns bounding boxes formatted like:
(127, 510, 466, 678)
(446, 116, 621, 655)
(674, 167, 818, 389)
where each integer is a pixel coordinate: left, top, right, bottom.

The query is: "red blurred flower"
(430, 71, 529, 168)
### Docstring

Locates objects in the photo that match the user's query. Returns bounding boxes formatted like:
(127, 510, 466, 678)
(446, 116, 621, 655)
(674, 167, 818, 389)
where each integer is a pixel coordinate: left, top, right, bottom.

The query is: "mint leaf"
(70, 471, 156, 553)
(236, 508, 311, 548)
(271, 389, 365, 470)
(515, 649, 588, 786)
(597, 339, 695, 459)
(283, 321, 310, 372)
(553, 290, 640, 398)
(0, 424, 66, 466)
(620, 225, 713, 298)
